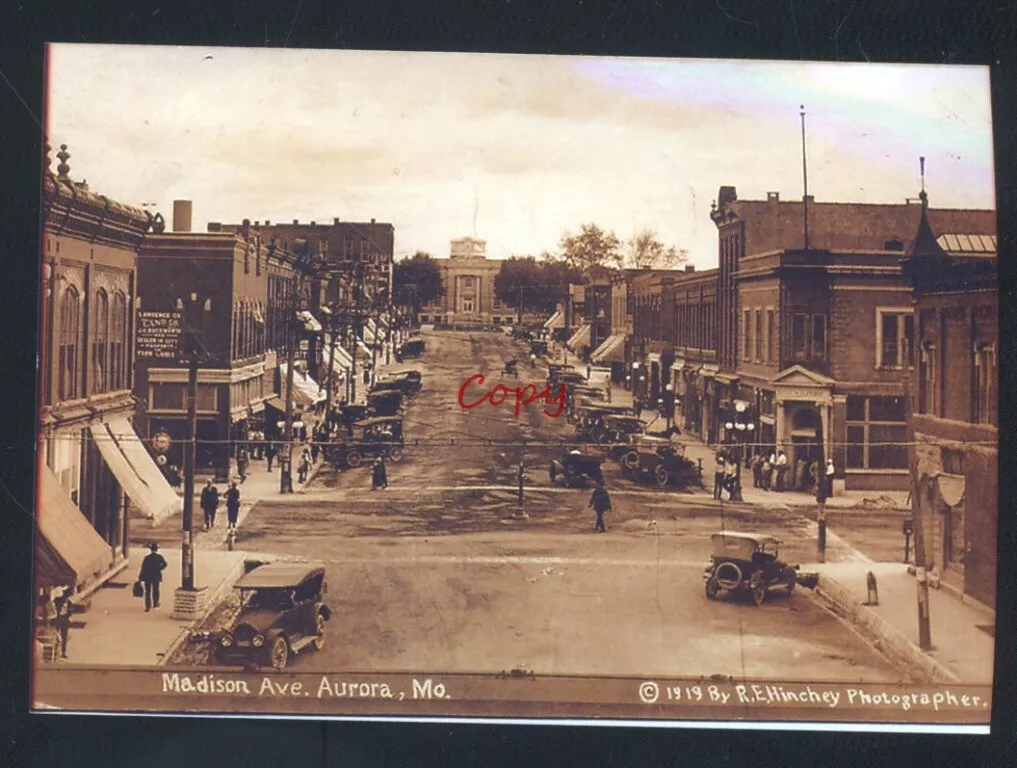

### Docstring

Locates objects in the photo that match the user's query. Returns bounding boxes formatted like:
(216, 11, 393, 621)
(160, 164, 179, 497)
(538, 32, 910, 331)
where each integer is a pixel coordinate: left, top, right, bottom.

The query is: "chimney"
(310, 221, 316, 226)
(334, 217, 340, 225)
(804, 195, 815, 203)
(685, 265, 695, 273)
(264, 219, 271, 225)
(172, 200, 193, 232)
(293, 219, 299, 225)
(370, 218, 376, 224)
(254, 220, 260, 226)
(767, 191, 779, 203)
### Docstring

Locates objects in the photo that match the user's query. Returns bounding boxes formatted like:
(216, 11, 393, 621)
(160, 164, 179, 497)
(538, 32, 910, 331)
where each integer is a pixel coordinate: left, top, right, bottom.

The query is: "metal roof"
(235, 562, 325, 589)
(936, 234, 997, 255)
(711, 531, 780, 544)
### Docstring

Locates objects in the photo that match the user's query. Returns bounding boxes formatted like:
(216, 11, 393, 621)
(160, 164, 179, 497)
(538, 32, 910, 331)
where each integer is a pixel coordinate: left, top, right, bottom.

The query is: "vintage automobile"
(593, 414, 645, 447)
(210, 562, 331, 670)
(619, 437, 703, 488)
(529, 340, 549, 357)
(327, 416, 405, 467)
(548, 449, 605, 487)
(398, 339, 426, 358)
(502, 359, 519, 378)
(702, 532, 816, 605)
(365, 389, 405, 417)
(573, 403, 637, 442)
(371, 375, 419, 399)
(379, 369, 423, 393)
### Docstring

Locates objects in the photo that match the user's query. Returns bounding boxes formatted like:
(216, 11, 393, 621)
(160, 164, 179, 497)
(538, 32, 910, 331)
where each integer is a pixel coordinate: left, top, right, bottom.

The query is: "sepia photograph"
(31, 44, 997, 728)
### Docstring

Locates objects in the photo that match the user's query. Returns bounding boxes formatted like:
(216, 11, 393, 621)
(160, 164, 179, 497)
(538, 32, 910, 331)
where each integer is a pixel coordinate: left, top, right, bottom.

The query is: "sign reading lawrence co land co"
(136, 311, 183, 359)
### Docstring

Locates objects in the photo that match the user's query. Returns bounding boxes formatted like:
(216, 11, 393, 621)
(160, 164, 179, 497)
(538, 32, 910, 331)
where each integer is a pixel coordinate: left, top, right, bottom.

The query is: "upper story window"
(741, 309, 751, 361)
(91, 289, 109, 394)
(766, 309, 775, 362)
(58, 286, 82, 401)
(973, 341, 996, 425)
(789, 312, 827, 362)
(876, 308, 914, 369)
(109, 292, 128, 391)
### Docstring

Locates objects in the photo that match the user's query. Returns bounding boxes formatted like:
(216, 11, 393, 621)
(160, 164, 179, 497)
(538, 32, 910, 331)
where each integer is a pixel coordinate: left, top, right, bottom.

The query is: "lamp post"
(724, 400, 754, 502)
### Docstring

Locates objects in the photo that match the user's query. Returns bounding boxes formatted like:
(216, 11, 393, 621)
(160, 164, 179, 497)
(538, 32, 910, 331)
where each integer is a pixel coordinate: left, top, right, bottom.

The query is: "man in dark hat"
(589, 479, 612, 533)
(225, 481, 241, 530)
(200, 479, 219, 531)
(371, 457, 388, 491)
(139, 543, 168, 612)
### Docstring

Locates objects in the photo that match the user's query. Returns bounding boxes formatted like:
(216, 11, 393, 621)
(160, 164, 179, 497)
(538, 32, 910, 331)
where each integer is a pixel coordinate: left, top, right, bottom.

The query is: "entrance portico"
(770, 365, 836, 489)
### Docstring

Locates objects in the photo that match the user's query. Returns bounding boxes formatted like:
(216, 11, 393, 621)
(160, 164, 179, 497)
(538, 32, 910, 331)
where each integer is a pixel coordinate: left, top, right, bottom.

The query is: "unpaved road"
(192, 331, 912, 683)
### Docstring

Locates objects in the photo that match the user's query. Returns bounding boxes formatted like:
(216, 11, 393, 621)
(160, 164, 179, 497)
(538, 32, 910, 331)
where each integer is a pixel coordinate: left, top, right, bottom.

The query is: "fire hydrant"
(865, 571, 879, 606)
(227, 529, 237, 552)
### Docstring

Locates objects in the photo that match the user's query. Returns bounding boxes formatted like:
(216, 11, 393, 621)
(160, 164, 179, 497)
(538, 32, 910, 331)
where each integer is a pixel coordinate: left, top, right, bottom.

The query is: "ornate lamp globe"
(747, 423, 755, 431)
(725, 421, 734, 431)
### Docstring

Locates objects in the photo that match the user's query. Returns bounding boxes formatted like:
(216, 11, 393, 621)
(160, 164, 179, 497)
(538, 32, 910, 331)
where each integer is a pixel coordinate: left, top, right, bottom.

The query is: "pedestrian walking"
(251, 430, 264, 459)
(237, 448, 250, 483)
(200, 479, 219, 531)
(713, 452, 726, 500)
(297, 447, 311, 483)
(795, 457, 808, 491)
(586, 364, 592, 380)
(775, 450, 788, 492)
(634, 398, 643, 419)
(589, 480, 612, 532)
(225, 481, 241, 530)
(310, 436, 320, 464)
(371, 457, 388, 491)
(751, 452, 763, 488)
(52, 587, 72, 659)
(139, 543, 167, 612)
(825, 458, 836, 498)
(815, 459, 829, 505)
(265, 441, 277, 472)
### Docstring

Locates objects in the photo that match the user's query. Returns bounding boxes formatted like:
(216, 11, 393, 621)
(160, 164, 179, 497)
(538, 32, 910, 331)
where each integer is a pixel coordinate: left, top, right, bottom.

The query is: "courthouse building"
(418, 237, 516, 326)
(38, 145, 180, 597)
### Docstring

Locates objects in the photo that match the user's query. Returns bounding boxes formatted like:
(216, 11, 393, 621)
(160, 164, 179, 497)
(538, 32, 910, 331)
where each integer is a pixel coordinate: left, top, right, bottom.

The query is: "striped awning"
(544, 310, 564, 329)
(567, 324, 591, 351)
(591, 334, 626, 364)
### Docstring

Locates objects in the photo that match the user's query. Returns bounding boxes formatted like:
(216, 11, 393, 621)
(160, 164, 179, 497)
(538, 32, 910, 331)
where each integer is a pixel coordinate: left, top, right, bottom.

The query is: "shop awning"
(591, 334, 626, 364)
(104, 417, 181, 524)
(544, 310, 564, 329)
(357, 340, 373, 356)
(89, 420, 180, 525)
(715, 373, 739, 385)
(296, 310, 322, 333)
(36, 464, 115, 591)
(279, 364, 326, 406)
(322, 336, 354, 370)
(567, 324, 591, 351)
(936, 473, 966, 507)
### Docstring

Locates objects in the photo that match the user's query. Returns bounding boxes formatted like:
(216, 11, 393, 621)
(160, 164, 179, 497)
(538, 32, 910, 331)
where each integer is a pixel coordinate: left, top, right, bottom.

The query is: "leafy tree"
(393, 251, 443, 314)
(558, 224, 622, 274)
(494, 256, 543, 322)
(623, 229, 688, 270)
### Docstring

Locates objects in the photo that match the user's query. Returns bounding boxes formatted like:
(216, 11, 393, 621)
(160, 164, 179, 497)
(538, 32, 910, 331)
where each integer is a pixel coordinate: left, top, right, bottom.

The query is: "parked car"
(573, 403, 637, 442)
(594, 414, 645, 447)
(529, 340, 549, 357)
(377, 370, 422, 396)
(210, 562, 331, 670)
(621, 439, 703, 488)
(399, 339, 426, 358)
(327, 416, 405, 467)
(549, 450, 604, 487)
(702, 532, 817, 606)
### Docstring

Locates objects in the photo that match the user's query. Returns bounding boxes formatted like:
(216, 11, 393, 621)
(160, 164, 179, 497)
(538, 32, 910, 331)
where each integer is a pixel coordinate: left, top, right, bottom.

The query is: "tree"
(623, 229, 688, 270)
(558, 224, 622, 274)
(393, 251, 443, 315)
(494, 256, 543, 322)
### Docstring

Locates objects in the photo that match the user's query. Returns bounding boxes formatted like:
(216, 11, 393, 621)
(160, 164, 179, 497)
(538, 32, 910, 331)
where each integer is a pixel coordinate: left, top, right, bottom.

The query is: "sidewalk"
(805, 561, 995, 684)
(55, 546, 246, 667)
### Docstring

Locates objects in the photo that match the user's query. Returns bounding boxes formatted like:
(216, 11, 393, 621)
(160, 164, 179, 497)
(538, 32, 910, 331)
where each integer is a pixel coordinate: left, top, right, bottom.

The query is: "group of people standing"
(34, 586, 73, 660)
(199, 478, 242, 531)
(713, 448, 836, 501)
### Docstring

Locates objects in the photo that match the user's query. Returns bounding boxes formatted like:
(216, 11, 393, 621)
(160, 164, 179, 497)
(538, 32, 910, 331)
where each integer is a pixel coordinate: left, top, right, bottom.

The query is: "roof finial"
(56, 144, 70, 179)
(44, 142, 52, 172)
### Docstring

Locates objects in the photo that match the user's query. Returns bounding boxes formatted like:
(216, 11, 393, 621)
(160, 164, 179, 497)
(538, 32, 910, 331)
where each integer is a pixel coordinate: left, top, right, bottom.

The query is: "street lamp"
(725, 402, 755, 502)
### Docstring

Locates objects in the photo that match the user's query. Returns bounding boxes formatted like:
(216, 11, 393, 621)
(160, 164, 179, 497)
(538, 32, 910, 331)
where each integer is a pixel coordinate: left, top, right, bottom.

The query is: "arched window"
(58, 286, 81, 400)
(110, 292, 127, 390)
(231, 303, 239, 360)
(91, 289, 109, 394)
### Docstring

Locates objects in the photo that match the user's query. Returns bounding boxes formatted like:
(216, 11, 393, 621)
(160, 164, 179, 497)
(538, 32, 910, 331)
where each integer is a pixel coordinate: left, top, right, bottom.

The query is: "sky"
(45, 46, 995, 269)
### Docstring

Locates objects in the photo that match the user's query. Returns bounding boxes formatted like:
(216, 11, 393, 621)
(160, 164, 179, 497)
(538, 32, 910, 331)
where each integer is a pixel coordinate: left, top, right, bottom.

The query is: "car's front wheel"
(312, 614, 326, 651)
(623, 451, 640, 469)
(269, 636, 289, 670)
(655, 467, 670, 487)
(786, 574, 796, 595)
(387, 446, 404, 462)
(750, 573, 767, 606)
(345, 450, 363, 468)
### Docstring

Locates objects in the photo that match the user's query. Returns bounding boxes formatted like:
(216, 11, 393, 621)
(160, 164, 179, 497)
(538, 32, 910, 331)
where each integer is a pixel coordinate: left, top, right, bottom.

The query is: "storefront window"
(151, 383, 185, 411)
(845, 396, 908, 470)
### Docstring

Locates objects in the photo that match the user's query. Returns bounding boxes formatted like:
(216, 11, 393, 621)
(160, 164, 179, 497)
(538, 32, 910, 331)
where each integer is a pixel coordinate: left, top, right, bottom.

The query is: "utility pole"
(324, 306, 337, 431)
(903, 373, 932, 650)
(181, 348, 199, 590)
(800, 104, 810, 250)
(281, 293, 297, 494)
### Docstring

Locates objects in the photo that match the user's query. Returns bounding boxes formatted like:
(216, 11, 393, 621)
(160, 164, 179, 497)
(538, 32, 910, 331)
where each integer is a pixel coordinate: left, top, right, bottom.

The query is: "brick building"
(136, 204, 320, 482)
(37, 145, 178, 598)
(631, 187, 995, 493)
(902, 192, 997, 610)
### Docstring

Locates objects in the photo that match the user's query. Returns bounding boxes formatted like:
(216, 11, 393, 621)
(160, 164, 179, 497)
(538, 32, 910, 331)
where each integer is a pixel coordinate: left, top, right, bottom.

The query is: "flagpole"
(800, 104, 810, 250)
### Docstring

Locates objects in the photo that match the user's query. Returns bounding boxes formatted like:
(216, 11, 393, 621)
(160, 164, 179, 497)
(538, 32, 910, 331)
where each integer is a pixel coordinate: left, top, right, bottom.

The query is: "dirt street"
(190, 331, 913, 683)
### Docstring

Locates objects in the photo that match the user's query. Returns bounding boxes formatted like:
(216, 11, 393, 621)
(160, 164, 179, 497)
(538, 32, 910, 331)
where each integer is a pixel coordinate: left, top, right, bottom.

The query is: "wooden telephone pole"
(902, 374, 933, 650)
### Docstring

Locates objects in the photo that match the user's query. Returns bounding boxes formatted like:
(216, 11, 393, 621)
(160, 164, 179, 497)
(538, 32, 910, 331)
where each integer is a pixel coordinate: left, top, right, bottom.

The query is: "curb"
(809, 574, 960, 684)
(156, 554, 247, 666)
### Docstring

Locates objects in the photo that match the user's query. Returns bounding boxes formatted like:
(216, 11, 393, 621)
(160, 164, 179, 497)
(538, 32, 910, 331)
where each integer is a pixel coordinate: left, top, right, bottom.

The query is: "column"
(774, 399, 786, 451)
(818, 400, 830, 464)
